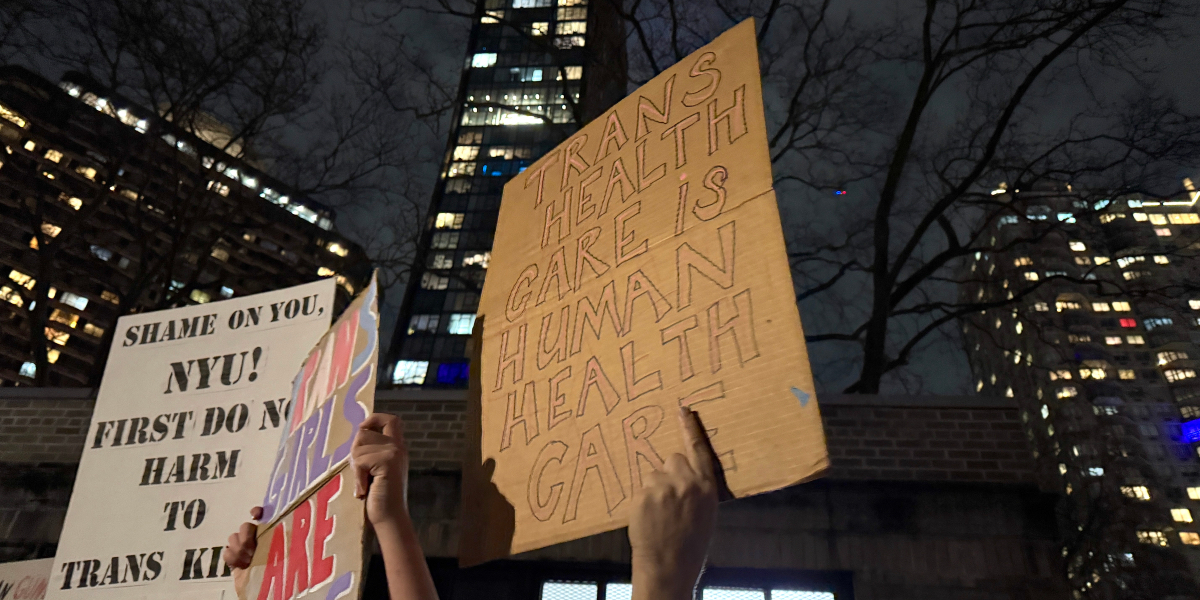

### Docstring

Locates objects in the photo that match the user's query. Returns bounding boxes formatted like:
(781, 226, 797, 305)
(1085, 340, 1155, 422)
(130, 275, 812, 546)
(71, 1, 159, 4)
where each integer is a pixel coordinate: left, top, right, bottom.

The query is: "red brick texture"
(0, 391, 1034, 484)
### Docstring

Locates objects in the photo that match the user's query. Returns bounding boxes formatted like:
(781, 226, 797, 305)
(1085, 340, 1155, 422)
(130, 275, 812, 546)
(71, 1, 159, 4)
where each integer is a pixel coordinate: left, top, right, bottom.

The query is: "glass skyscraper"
(386, 0, 625, 387)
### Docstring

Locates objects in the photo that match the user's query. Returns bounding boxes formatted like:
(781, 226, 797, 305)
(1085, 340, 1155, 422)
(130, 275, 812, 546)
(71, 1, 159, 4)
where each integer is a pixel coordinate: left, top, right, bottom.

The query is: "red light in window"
(1120, 318, 1137, 328)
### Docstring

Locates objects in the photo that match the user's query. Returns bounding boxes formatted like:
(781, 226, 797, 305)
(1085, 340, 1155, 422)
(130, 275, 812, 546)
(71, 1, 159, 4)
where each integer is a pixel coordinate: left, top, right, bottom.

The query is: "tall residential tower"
(961, 180, 1200, 587)
(386, 0, 625, 387)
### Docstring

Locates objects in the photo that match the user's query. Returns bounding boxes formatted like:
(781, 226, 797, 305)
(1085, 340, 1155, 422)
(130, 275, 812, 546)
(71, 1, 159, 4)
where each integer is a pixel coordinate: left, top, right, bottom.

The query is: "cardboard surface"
(463, 19, 828, 562)
(240, 468, 364, 600)
(242, 273, 378, 600)
(0, 558, 53, 599)
(46, 279, 336, 599)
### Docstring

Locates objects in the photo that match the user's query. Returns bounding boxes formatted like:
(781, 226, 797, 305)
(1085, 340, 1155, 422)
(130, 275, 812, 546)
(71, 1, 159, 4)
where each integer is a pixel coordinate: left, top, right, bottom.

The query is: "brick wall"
(820, 395, 1035, 484)
(0, 390, 1035, 484)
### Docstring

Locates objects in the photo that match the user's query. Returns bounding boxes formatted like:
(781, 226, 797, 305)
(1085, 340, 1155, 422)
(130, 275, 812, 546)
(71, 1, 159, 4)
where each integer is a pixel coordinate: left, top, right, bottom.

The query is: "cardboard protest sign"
(0, 558, 53, 599)
(240, 274, 378, 600)
(47, 279, 336, 600)
(462, 19, 828, 562)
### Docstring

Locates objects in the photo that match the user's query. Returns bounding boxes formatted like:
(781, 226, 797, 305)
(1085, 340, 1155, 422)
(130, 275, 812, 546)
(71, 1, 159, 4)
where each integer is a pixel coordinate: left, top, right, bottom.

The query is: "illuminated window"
(0, 286, 23, 307)
(431, 232, 460, 249)
(43, 149, 63, 163)
(1181, 532, 1200, 546)
(0, 103, 27, 127)
(531, 21, 549, 35)
(1122, 486, 1151, 500)
(447, 313, 477, 335)
(1075, 256, 1091, 265)
(1155, 228, 1172, 236)
(1137, 530, 1168, 547)
(481, 9, 503, 23)
(554, 35, 586, 48)
(1120, 318, 1138, 328)
(1188, 487, 1200, 500)
(1013, 257, 1032, 266)
(408, 314, 440, 334)
(1069, 241, 1087, 251)
(60, 194, 82, 210)
(1183, 406, 1200, 419)
(557, 7, 586, 19)
(1093, 302, 1111, 312)
(452, 145, 479, 161)
(1056, 301, 1082, 312)
(1157, 351, 1188, 365)
(1095, 406, 1118, 415)
(19, 362, 35, 378)
(75, 165, 96, 180)
(421, 273, 448, 290)
(40, 223, 61, 238)
(1145, 317, 1174, 330)
(1164, 369, 1196, 383)
(1057, 386, 1078, 399)
(1154, 255, 1170, 264)
(1118, 369, 1136, 380)
(1117, 256, 1144, 268)
(1033, 301, 1049, 312)
(1190, 300, 1200, 310)
(471, 53, 497, 68)
(1094, 256, 1110, 265)
(23, 140, 35, 151)
(45, 327, 69, 346)
(1169, 213, 1199, 224)
(11, 270, 35, 289)
(1172, 508, 1194, 523)
(59, 292, 87, 310)
(82, 323, 104, 337)
(1080, 368, 1106, 380)
(1068, 334, 1091, 343)
(392, 360, 428, 385)
(1149, 213, 1168, 225)
(189, 289, 211, 304)
(556, 21, 587, 35)
(100, 290, 119, 304)
(91, 245, 114, 261)
(435, 213, 465, 229)
(430, 253, 453, 270)
(1112, 301, 1131, 311)
(1050, 370, 1073, 381)
(557, 0, 586, 5)
(1024, 272, 1039, 281)
(976, 380, 983, 392)
(556, 66, 583, 80)
(1105, 336, 1122, 345)
(463, 252, 491, 268)
(50, 309, 78, 328)
(1123, 270, 1150, 281)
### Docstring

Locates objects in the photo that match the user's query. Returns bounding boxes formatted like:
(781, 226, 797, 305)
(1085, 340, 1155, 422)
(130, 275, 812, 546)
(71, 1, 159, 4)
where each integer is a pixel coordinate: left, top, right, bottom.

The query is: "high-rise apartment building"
(386, 0, 625, 387)
(0, 66, 368, 386)
(961, 180, 1200, 585)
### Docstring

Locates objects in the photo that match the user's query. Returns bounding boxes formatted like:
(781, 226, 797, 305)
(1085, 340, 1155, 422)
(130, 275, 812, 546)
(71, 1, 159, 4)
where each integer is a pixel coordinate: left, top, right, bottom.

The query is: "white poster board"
(0, 558, 52, 599)
(47, 279, 336, 600)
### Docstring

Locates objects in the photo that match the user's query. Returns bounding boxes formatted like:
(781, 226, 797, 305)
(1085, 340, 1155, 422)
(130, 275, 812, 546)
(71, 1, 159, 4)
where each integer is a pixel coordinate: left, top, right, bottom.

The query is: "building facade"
(0, 388, 1068, 599)
(960, 181, 1200, 593)
(0, 66, 368, 386)
(386, 0, 625, 388)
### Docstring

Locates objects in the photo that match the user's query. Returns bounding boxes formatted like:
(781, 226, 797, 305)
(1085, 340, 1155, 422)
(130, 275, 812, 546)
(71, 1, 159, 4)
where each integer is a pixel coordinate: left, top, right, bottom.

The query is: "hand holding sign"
(351, 414, 411, 526)
(629, 408, 719, 600)
(222, 506, 261, 598)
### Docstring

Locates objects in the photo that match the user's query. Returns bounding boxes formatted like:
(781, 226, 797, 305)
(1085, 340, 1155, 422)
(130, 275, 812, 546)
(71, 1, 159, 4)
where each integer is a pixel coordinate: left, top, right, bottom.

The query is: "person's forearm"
(631, 558, 697, 600)
(374, 515, 439, 600)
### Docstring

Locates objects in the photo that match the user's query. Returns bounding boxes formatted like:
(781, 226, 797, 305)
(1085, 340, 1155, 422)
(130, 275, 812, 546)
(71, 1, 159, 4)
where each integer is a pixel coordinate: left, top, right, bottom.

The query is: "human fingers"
(222, 534, 242, 568)
(357, 412, 394, 437)
(353, 448, 399, 476)
(353, 428, 392, 449)
(678, 407, 716, 480)
(380, 413, 403, 442)
(663, 452, 692, 477)
(249, 506, 263, 521)
(237, 521, 256, 547)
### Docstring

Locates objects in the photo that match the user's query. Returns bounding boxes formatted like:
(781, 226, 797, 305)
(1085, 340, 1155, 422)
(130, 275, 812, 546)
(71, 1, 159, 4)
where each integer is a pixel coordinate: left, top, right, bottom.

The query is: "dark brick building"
(0, 388, 1068, 599)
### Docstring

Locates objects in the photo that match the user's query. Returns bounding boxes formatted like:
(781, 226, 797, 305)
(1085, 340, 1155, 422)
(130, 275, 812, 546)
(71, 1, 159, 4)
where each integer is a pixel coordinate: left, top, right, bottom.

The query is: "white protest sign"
(0, 558, 52, 599)
(47, 278, 336, 600)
